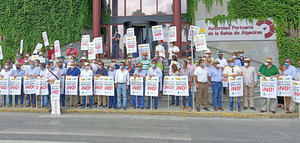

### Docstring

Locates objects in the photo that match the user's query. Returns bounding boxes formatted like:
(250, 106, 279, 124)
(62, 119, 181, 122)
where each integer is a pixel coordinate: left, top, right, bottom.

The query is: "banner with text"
(228, 76, 243, 97)
(42, 31, 49, 47)
(93, 37, 103, 54)
(65, 76, 78, 95)
(277, 76, 292, 97)
(79, 76, 93, 96)
(260, 77, 277, 98)
(168, 26, 176, 42)
(126, 36, 137, 54)
(163, 76, 175, 95)
(54, 40, 61, 57)
(24, 76, 36, 94)
(81, 35, 90, 50)
(194, 34, 208, 52)
(138, 44, 150, 59)
(130, 77, 144, 96)
(9, 77, 22, 95)
(0, 78, 9, 95)
(175, 76, 189, 96)
(145, 76, 159, 97)
(292, 81, 300, 103)
(152, 25, 164, 41)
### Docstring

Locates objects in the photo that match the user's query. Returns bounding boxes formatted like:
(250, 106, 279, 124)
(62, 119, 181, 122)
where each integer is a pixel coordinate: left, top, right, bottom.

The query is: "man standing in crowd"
(141, 53, 151, 71)
(12, 63, 25, 107)
(66, 62, 81, 107)
(194, 59, 209, 111)
(80, 62, 94, 109)
(259, 57, 279, 114)
(223, 58, 243, 111)
(147, 60, 163, 109)
(95, 61, 108, 108)
(126, 62, 135, 108)
(232, 52, 242, 67)
(237, 50, 245, 66)
(180, 60, 193, 110)
(112, 29, 120, 59)
(204, 49, 214, 61)
(287, 61, 300, 114)
(43, 62, 60, 108)
(167, 42, 180, 65)
(66, 44, 79, 57)
(108, 63, 117, 108)
(0, 62, 13, 107)
(115, 62, 130, 110)
(24, 62, 40, 107)
(133, 62, 147, 109)
(241, 58, 257, 110)
(209, 60, 223, 111)
(281, 58, 297, 113)
(108, 58, 120, 70)
(57, 61, 67, 107)
(216, 51, 227, 69)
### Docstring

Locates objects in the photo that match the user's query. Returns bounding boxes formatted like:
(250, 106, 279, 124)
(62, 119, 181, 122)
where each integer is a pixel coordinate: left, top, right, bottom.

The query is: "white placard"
(126, 36, 137, 54)
(20, 40, 23, 54)
(228, 76, 243, 97)
(0, 78, 9, 95)
(188, 25, 200, 41)
(127, 28, 135, 36)
(260, 77, 277, 98)
(88, 42, 96, 60)
(54, 40, 61, 57)
(174, 76, 189, 96)
(168, 26, 176, 42)
(130, 77, 144, 96)
(194, 34, 208, 52)
(60, 76, 65, 94)
(79, 76, 93, 96)
(103, 76, 114, 96)
(138, 44, 150, 59)
(222, 77, 228, 87)
(50, 80, 61, 115)
(40, 79, 49, 95)
(65, 76, 78, 95)
(152, 25, 164, 41)
(155, 45, 165, 58)
(42, 31, 49, 47)
(145, 76, 159, 97)
(0, 45, 3, 60)
(163, 76, 175, 95)
(35, 77, 41, 95)
(93, 37, 103, 54)
(81, 35, 90, 50)
(277, 76, 292, 97)
(94, 77, 104, 95)
(23, 76, 36, 94)
(292, 81, 300, 103)
(9, 77, 22, 95)
(33, 43, 43, 54)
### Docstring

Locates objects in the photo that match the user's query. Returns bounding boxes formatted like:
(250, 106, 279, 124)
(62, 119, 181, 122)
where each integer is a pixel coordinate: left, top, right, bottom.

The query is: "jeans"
(117, 83, 127, 108)
(229, 97, 241, 110)
(212, 82, 223, 108)
(28, 94, 36, 105)
(183, 90, 192, 107)
(15, 94, 24, 105)
(82, 96, 93, 108)
(171, 95, 179, 105)
(60, 94, 65, 106)
(129, 88, 136, 106)
(137, 96, 145, 108)
(109, 88, 117, 108)
(111, 43, 119, 59)
(147, 97, 158, 108)
(43, 84, 51, 106)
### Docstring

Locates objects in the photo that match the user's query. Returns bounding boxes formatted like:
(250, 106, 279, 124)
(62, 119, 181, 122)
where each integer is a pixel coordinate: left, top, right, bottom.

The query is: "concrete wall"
(194, 0, 279, 69)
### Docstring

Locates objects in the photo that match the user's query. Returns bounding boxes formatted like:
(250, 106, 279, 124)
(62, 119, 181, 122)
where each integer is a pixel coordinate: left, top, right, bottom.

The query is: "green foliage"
(205, 0, 300, 65)
(0, 0, 93, 63)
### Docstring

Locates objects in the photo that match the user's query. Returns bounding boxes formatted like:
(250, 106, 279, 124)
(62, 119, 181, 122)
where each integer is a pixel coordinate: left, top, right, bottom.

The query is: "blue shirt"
(12, 69, 25, 77)
(133, 70, 147, 77)
(25, 67, 40, 76)
(112, 33, 120, 44)
(234, 59, 242, 67)
(283, 65, 297, 79)
(237, 58, 244, 66)
(209, 67, 223, 82)
(95, 68, 108, 76)
(66, 67, 81, 76)
(40, 69, 47, 76)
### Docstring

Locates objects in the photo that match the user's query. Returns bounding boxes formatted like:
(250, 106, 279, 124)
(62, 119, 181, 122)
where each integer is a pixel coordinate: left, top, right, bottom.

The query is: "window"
(126, 0, 141, 16)
(181, 0, 187, 14)
(158, 0, 173, 15)
(142, 0, 157, 15)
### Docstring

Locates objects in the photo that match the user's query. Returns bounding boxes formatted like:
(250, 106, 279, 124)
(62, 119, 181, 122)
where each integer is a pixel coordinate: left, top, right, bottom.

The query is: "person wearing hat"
(223, 58, 243, 111)
(66, 43, 79, 57)
(288, 61, 300, 113)
(232, 52, 242, 67)
(11, 63, 25, 107)
(281, 58, 297, 113)
(216, 51, 227, 69)
(237, 50, 245, 66)
(80, 62, 94, 109)
(167, 42, 180, 65)
(112, 29, 120, 59)
(258, 57, 279, 114)
(240, 58, 257, 110)
(208, 60, 223, 111)
(141, 53, 151, 71)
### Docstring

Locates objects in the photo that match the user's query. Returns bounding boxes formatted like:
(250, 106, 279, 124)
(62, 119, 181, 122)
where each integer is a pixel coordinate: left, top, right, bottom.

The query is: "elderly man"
(133, 62, 147, 109)
(141, 53, 151, 71)
(0, 62, 14, 107)
(115, 62, 130, 110)
(241, 58, 258, 110)
(43, 62, 60, 108)
(281, 58, 297, 113)
(216, 51, 228, 69)
(180, 60, 193, 110)
(287, 61, 300, 113)
(223, 58, 243, 111)
(95, 61, 108, 108)
(66, 43, 79, 57)
(80, 62, 94, 109)
(232, 52, 242, 67)
(194, 59, 209, 111)
(259, 57, 279, 114)
(108, 63, 117, 108)
(24, 62, 41, 107)
(57, 61, 67, 107)
(209, 60, 223, 111)
(66, 62, 81, 107)
(147, 60, 163, 109)
(12, 63, 26, 107)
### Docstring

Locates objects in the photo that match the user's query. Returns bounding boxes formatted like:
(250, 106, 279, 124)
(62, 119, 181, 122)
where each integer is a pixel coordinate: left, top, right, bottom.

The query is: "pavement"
(0, 112, 299, 143)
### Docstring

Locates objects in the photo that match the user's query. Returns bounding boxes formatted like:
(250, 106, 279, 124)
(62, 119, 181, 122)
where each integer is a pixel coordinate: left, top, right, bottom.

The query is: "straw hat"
(237, 50, 244, 54)
(212, 59, 220, 64)
(187, 56, 192, 60)
(227, 58, 234, 62)
(244, 58, 250, 62)
(264, 57, 272, 62)
(205, 49, 211, 54)
(204, 58, 213, 65)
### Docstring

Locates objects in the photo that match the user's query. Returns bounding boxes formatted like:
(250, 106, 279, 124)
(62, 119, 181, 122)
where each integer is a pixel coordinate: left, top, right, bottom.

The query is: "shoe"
(203, 107, 209, 111)
(219, 107, 224, 111)
(89, 106, 92, 109)
(15, 104, 18, 107)
(80, 106, 85, 109)
(115, 107, 120, 110)
(260, 110, 265, 113)
(250, 107, 256, 110)
(243, 106, 247, 110)
(169, 103, 175, 106)
(230, 108, 234, 111)
(271, 111, 276, 114)
(175, 103, 179, 106)
(210, 103, 213, 107)
(196, 108, 200, 112)
(124, 107, 127, 110)
(141, 107, 144, 109)
(146, 106, 150, 109)
(154, 107, 158, 109)
(180, 106, 186, 110)
(20, 104, 23, 108)
(188, 107, 192, 111)
(33, 105, 36, 108)
(26, 104, 31, 107)
(214, 107, 217, 111)
(131, 105, 135, 108)
(286, 110, 292, 114)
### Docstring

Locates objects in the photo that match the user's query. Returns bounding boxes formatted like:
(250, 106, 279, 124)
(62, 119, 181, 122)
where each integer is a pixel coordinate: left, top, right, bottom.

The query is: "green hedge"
(0, 0, 93, 63)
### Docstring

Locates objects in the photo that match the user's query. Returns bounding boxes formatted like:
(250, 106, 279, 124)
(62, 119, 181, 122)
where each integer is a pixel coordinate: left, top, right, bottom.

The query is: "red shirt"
(48, 49, 55, 60)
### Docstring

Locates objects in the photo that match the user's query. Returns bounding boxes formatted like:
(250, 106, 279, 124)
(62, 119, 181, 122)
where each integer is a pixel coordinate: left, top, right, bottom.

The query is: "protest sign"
(127, 28, 135, 36)
(20, 40, 23, 54)
(126, 36, 137, 54)
(163, 76, 175, 95)
(9, 77, 22, 95)
(292, 81, 300, 103)
(222, 77, 228, 87)
(42, 31, 49, 47)
(145, 76, 159, 97)
(33, 43, 43, 54)
(88, 42, 96, 60)
(93, 37, 103, 54)
(188, 25, 200, 41)
(277, 76, 292, 97)
(35, 77, 41, 95)
(260, 77, 277, 98)
(40, 79, 49, 95)
(194, 34, 208, 51)
(54, 40, 61, 57)
(103, 76, 114, 96)
(23, 76, 36, 94)
(130, 77, 144, 96)
(79, 76, 93, 96)
(138, 44, 150, 59)
(152, 25, 164, 41)
(81, 35, 90, 50)
(0, 45, 3, 60)
(50, 80, 61, 115)
(94, 77, 104, 95)
(228, 76, 243, 97)
(155, 45, 165, 58)
(60, 76, 65, 94)
(65, 76, 78, 95)
(0, 78, 9, 95)
(168, 26, 176, 42)
(174, 76, 189, 96)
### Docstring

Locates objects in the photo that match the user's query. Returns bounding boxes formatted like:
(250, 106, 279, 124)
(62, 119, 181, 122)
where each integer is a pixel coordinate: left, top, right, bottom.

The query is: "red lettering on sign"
(278, 86, 290, 91)
(262, 87, 274, 92)
(231, 86, 241, 91)
(147, 86, 157, 90)
(95, 86, 103, 90)
(132, 86, 141, 90)
(165, 85, 174, 90)
(176, 86, 187, 90)
(104, 86, 113, 90)
(67, 86, 76, 90)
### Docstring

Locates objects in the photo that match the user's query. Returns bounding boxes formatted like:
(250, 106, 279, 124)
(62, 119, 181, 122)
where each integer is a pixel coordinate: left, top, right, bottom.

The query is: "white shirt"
(194, 66, 208, 82)
(80, 69, 93, 77)
(168, 46, 180, 59)
(58, 67, 67, 76)
(217, 58, 228, 68)
(0, 69, 14, 78)
(43, 68, 60, 81)
(115, 69, 130, 85)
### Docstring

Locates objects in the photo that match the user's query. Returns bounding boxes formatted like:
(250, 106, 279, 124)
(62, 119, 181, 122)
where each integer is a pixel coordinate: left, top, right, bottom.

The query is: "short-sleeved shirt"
(217, 58, 228, 68)
(25, 67, 40, 76)
(12, 69, 25, 77)
(66, 48, 79, 57)
(112, 33, 120, 44)
(66, 67, 81, 76)
(141, 59, 151, 71)
(168, 46, 180, 60)
(209, 67, 222, 82)
(223, 66, 241, 76)
(259, 64, 279, 77)
(80, 69, 93, 77)
(234, 59, 242, 67)
(194, 66, 208, 82)
(96, 68, 108, 76)
(133, 70, 147, 77)
(283, 65, 297, 79)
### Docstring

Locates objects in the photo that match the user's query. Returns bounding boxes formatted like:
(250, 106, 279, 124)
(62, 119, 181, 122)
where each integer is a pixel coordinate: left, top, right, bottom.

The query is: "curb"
(0, 108, 299, 119)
